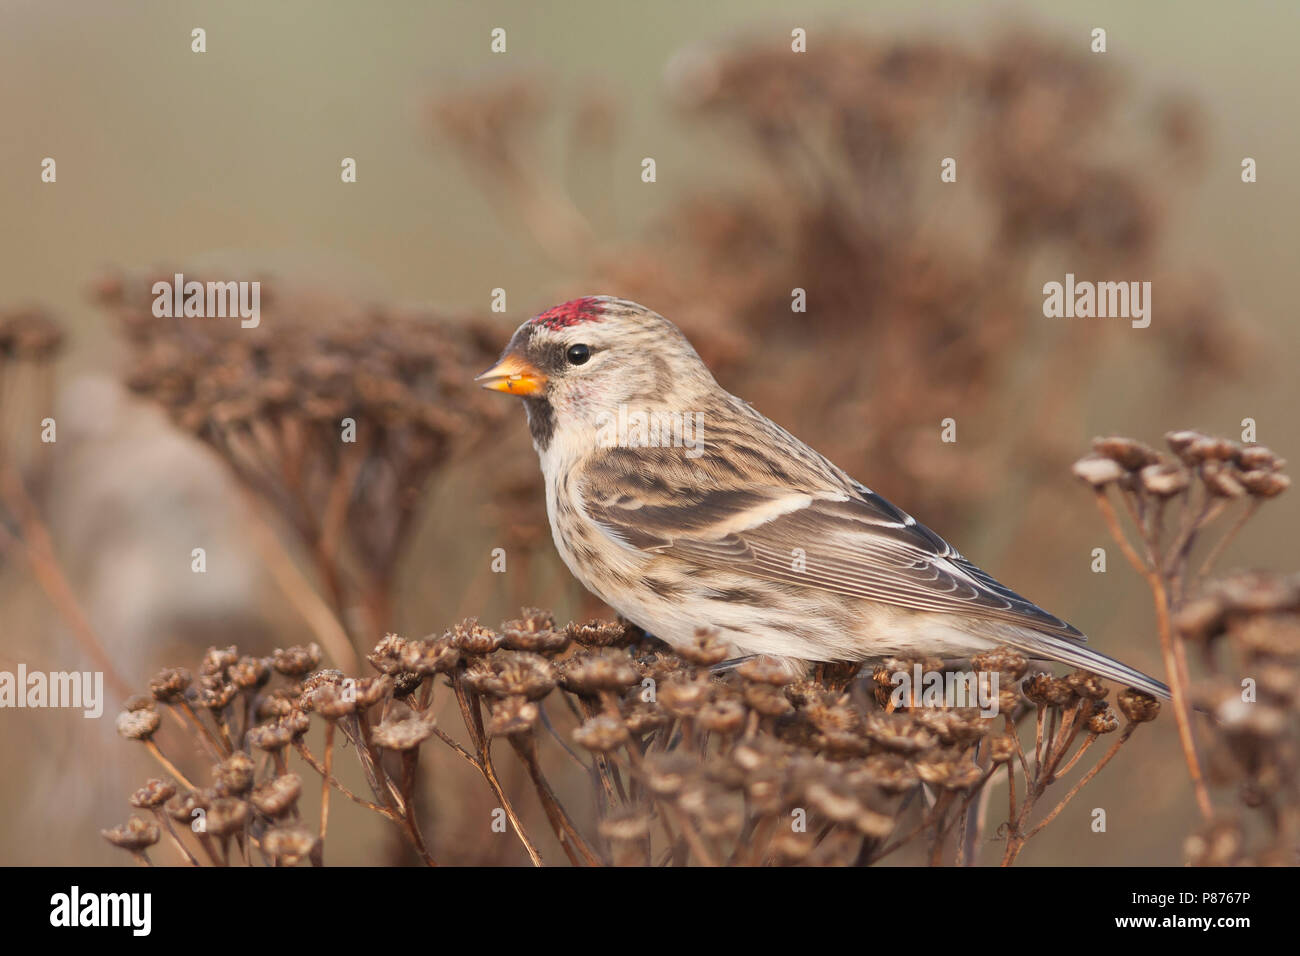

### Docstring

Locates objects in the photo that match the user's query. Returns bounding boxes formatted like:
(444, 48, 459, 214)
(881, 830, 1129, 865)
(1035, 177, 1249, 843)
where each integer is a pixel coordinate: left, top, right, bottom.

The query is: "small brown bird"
(478, 296, 1170, 699)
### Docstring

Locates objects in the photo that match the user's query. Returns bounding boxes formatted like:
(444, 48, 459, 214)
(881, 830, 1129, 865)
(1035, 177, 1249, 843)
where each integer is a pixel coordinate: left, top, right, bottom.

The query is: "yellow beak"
(475, 354, 548, 397)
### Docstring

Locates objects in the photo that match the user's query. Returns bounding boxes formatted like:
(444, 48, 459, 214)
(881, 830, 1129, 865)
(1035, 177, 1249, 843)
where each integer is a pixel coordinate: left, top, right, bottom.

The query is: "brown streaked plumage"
(477, 296, 1170, 699)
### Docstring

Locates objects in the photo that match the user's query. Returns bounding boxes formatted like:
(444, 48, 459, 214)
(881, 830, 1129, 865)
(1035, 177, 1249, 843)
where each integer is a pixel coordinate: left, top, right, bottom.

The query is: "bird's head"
(476, 297, 716, 448)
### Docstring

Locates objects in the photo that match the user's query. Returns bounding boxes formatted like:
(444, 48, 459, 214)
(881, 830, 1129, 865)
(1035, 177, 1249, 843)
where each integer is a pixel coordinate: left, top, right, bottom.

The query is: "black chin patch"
(523, 396, 555, 451)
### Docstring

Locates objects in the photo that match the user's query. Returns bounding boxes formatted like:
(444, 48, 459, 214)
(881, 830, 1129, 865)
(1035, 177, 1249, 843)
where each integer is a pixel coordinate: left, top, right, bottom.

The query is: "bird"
(476, 295, 1170, 700)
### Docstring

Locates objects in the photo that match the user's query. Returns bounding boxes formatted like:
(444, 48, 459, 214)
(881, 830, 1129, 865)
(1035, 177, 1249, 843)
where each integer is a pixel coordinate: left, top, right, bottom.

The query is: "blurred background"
(0, 0, 1296, 864)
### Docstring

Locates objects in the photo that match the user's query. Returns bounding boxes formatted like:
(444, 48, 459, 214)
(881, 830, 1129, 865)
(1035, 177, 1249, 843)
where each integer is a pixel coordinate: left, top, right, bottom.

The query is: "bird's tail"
(998, 630, 1171, 700)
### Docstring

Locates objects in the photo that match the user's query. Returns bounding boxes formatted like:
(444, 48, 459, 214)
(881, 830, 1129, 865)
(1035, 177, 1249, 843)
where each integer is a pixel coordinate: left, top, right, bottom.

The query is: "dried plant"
(1178, 571, 1300, 865)
(1074, 430, 1293, 856)
(93, 274, 507, 668)
(105, 610, 1163, 867)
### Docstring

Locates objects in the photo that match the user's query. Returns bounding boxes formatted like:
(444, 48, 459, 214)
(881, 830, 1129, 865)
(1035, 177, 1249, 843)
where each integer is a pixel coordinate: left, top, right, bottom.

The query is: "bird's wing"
(580, 452, 1085, 641)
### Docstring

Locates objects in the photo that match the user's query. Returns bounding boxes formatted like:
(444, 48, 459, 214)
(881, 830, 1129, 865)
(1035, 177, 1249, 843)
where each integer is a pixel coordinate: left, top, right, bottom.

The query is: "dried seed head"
(449, 619, 505, 655)
(249, 773, 302, 817)
(263, 824, 319, 866)
(1187, 437, 1241, 464)
(149, 667, 193, 703)
(1116, 688, 1161, 723)
(229, 656, 271, 690)
(371, 713, 435, 751)
(1065, 670, 1109, 700)
(802, 777, 863, 824)
(200, 645, 239, 678)
(205, 797, 249, 837)
(1214, 571, 1300, 614)
(863, 711, 935, 753)
(658, 676, 714, 717)
(392, 669, 425, 698)
(1165, 429, 1209, 459)
(1201, 462, 1245, 498)
(566, 619, 632, 648)
(696, 698, 747, 734)
(1086, 702, 1120, 734)
(247, 713, 310, 751)
(464, 652, 556, 700)
(572, 714, 630, 752)
(1214, 697, 1286, 738)
(399, 636, 461, 675)
(598, 807, 652, 843)
(101, 817, 161, 852)
(989, 734, 1018, 762)
(1092, 436, 1160, 471)
(296, 670, 345, 713)
(804, 697, 863, 734)
(272, 643, 322, 677)
(213, 752, 256, 795)
(915, 750, 985, 790)
(352, 675, 393, 708)
(616, 700, 666, 737)
(558, 651, 639, 695)
(1184, 819, 1242, 867)
(1238, 469, 1290, 499)
(1139, 462, 1191, 498)
(1236, 445, 1280, 471)
(914, 708, 991, 746)
(736, 657, 796, 685)
(129, 778, 177, 809)
(165, 790, 209, 823)
(971, 646, 1029, 680)
(485, 696, 539, 737)
(368, 633, 413, 673)
(502, 608, 570, 653)
(198, 677, 238, 711)
(743, 682, 795, 717)
(1022, 673, 1075, 706)
(768, 829, 815, 864)
(856, 753, 921, 793)
(676, 627, 731, 667)
(815, 728, 871, 758)
(116, 706, 161, 740)
(309, 682, 356, 720)
(1072, 454, 1125, 487)
(255, 688, 299, 720)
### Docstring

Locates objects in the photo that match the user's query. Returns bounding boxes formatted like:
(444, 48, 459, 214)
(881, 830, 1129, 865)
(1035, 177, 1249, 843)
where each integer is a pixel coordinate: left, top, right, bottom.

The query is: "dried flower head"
(371, 713, 436, 751)
(502, 608, 570, 653)
(572, 714, 630, 752)
(263, 824, 319, 866)
(149, 667, 193, 703)
(249, 773, 303, 818)
(213, 752, 256, 796)
(116, 706, 161, 740)
(273, 643, 322, 677)
(1116, 688, 1161, 724)
(129, 778, 177, 809)
(101, 817, 161, 852)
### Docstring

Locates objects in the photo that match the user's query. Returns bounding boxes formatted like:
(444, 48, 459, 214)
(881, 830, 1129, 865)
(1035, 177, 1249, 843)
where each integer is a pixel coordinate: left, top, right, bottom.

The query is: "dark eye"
(566, 344, 591, 365)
